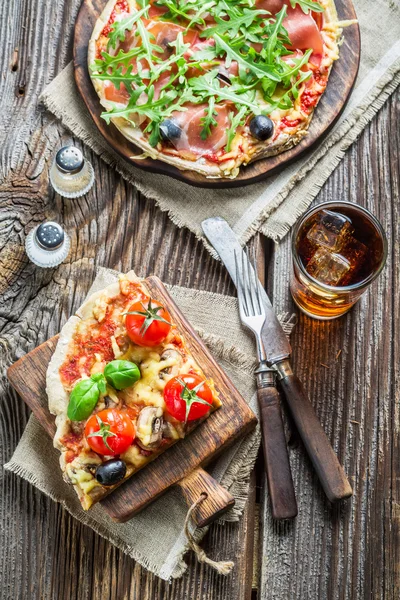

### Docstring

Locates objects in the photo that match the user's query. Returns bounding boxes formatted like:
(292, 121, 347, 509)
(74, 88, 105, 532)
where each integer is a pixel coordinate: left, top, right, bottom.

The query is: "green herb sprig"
(200, 96, 218, 140)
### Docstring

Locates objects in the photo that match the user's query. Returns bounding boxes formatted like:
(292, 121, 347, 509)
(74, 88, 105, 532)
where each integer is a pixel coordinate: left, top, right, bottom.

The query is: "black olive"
(249, 115, 274, 141)
(95, 459, 127, 486)
(217, 72, 231, 86)
(160, 119, 181, 142)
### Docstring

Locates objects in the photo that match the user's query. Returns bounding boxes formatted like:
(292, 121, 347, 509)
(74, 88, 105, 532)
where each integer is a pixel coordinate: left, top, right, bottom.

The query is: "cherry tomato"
(84, 409, 135, 456)
(164, 374, 213, 423)
(125, 296, 172, 347)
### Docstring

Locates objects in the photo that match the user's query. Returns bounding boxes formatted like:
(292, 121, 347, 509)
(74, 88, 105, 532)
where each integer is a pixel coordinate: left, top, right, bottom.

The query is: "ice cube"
(339, 237, 368, 284)
(306, 247, 351, 285)
(307, 210, 354, 252)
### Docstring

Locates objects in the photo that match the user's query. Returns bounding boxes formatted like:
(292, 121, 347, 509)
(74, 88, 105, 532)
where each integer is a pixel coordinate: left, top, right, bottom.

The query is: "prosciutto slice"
(256, 0, 323, 57)
(104, 81, 130, 103)
(283, 5, 323, 57)
(171, 103, 230, 157)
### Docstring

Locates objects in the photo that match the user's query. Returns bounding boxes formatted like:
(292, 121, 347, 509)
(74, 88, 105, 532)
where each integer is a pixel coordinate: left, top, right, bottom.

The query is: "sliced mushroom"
(159, 347, 183, 379)
(104, 395, 119, 409)
(136, 407, 164, 450)
(162, 420, 180, 440)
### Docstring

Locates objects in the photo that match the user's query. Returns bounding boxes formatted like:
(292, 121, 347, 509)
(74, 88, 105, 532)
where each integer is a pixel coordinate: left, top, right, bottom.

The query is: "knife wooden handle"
(258, 385, 298, 519)
(279, 373, 352, 502)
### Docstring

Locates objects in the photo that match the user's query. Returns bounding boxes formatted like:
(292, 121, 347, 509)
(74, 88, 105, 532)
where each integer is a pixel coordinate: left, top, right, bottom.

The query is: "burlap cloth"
(4, 267, 295, 580)
(39, 0, 400, 248)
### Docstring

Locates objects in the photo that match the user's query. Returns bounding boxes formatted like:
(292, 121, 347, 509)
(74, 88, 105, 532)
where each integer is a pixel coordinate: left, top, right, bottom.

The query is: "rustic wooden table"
(0, 1, 399, 599)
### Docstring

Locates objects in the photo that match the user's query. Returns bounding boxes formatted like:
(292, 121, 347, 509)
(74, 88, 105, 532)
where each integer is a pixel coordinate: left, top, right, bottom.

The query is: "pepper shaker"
(25, 222, 70, 268)
(49, 146, 94, 198)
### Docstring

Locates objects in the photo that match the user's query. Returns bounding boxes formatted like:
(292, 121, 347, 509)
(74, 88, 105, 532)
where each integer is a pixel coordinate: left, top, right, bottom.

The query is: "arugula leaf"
(266, 69, 312, 111)
(148, 35, 191, 85)
(289, 0, 324, 13)
(200, 8, 267, 40)
(214, 34, 282, 81)
(279, 48, 312, 87)
(264, 5, 287, 65)
(191, 46, 219, 62)
(91, 48, 142, 73)
(101, 89, 178, 124)
(90, 63, 142, 93)
(200, 97, 218, 140)
(135, 19, 163, 68)
(225, 105, 247, 151)
(188, 70, 261, 113)
(107, 7, 149, 49)
(156, 0, 216, 27)
(185, 0, 217, 29)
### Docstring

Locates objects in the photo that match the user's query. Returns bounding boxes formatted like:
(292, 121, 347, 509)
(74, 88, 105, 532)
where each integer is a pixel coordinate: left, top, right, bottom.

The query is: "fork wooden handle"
(258, 385, 298, 519)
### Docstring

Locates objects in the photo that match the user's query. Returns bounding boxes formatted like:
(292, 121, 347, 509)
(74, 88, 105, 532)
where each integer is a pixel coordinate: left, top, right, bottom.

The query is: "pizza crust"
(47, 316, 81, 416)
(88, 0, 340, 178)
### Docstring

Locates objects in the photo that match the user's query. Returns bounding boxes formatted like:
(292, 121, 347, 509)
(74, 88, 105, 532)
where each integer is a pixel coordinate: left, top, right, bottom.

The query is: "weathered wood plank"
(259, 90, 400, 600)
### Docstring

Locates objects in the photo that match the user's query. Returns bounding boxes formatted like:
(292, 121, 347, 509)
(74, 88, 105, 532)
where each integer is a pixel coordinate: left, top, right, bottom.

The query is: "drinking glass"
(290, 201, 388, 320)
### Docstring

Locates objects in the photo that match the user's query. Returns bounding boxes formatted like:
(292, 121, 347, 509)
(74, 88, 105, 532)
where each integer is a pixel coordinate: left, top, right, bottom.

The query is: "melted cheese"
(121, 444, 151, 468)
(111, 335, 123, 358)
(66, 465, 100, 494)
(119, 347, 184, 409)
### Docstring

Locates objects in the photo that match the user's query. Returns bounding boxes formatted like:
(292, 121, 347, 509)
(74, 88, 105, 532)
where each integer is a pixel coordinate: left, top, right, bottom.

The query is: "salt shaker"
(49, 146, 94, 198)
(25, 222, 71, 268)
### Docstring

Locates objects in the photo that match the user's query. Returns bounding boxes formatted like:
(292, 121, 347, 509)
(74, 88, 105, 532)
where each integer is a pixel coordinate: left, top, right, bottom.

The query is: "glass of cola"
(290, 202, 388, 319)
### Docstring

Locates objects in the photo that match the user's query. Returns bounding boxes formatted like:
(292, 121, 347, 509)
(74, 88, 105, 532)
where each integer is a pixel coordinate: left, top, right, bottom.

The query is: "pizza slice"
(46, 272, 221, 509)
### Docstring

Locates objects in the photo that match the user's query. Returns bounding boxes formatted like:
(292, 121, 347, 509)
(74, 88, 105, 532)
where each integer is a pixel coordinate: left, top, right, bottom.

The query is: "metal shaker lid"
(55, 146, 84, 174)
(35, 222, 65, 250)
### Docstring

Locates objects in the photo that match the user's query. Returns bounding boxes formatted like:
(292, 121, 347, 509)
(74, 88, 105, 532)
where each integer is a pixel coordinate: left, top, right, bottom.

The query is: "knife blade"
(202, 216, 291, 365)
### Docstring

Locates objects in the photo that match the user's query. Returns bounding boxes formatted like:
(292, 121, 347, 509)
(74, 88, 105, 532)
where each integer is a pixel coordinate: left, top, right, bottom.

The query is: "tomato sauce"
(59, 283, 146, 387)
(122, 405, 140, 420)
(60, 314, 116, 386)
(281, 117, 302, 128)
(59, 357, 82, 386)
(102, 0, 129, 37)
(60, 431, 84, 459)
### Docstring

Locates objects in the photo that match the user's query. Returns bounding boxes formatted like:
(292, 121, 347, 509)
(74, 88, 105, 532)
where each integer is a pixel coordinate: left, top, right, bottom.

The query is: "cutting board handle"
(176, 467, 235, 528)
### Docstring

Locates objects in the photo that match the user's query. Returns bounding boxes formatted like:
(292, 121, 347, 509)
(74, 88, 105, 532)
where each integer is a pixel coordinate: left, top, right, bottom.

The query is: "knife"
(202, 217, 353, 504)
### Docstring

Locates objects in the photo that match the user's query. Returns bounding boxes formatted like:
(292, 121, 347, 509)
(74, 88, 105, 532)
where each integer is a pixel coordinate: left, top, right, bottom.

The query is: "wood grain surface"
(7, 275, 256, 524)
(73, 0, 360, 189)
(0, 0, 398, 599)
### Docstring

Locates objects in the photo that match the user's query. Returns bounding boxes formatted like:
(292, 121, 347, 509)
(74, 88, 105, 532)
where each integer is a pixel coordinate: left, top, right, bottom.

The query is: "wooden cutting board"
(7, 276, 257, 526)
(73, 0, 360, 189)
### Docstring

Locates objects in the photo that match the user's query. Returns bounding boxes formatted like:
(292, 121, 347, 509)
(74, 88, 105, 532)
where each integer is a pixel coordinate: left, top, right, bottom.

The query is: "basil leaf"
(91, 373, 107, 394)
(104, 360, 141, 390)
(67, 378, 102, 421)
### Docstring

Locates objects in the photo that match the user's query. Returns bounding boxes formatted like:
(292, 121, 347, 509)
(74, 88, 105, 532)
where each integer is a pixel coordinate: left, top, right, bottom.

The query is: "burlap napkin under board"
(4, 268, 294, 580)
(40, 0, 400, 249)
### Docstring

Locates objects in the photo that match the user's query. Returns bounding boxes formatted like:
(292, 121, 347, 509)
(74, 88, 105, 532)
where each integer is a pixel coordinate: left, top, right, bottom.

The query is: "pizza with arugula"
(46, 272, 221, 509)
(88, 0, 345, 179)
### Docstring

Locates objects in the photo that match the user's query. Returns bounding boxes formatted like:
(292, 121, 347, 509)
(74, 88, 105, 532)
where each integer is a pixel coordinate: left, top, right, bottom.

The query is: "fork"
(235, 249, 298, 519)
